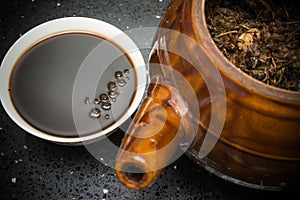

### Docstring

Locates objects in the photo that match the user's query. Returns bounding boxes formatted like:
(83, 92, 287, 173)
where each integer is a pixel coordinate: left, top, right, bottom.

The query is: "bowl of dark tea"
(0, 17, 147, 145)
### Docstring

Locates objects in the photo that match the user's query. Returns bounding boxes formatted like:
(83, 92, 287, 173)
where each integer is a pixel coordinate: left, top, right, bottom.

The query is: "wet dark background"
(0, 0, 297, 199)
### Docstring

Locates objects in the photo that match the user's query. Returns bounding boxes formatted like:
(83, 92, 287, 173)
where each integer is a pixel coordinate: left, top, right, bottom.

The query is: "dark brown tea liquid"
(10, 32, 137, 137)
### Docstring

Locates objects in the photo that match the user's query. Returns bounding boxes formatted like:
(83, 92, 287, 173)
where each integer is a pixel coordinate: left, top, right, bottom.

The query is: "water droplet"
(115, 71, 123, 79)
(102, 102, 111, 110)
(108, 81, 117, 90)
(94, 98, 100, 105)
(125, 76, 130, 81)
(155, 15, 161, 19)
(99, 93, 109, 102)
(90, 108, 101, 118)
(124, 69, 130, 75)
(56, 2, 61, 6)
(117, 79, 127, 87)
(85, 97, 91, 104)
(105, 114, 110, 120)
(108, 90, 119, 98)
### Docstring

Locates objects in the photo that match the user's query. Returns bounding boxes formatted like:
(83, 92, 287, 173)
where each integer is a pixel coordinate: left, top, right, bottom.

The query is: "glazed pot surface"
(155, 0, 300, 190)
(115, 0, 300, 190)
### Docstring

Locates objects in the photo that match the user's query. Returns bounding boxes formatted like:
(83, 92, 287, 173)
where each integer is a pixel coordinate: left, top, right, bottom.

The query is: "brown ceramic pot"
(116, 0, 300, 190)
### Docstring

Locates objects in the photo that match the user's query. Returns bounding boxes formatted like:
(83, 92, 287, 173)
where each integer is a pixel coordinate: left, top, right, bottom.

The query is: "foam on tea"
(10, 32, 137, 137)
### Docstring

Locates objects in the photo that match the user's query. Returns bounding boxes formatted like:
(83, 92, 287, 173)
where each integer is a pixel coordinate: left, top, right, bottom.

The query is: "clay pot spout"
(115, 77, 188, 190)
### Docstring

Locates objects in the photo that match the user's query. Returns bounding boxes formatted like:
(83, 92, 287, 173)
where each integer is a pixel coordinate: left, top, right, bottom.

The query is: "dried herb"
(206, 0, 300, 91)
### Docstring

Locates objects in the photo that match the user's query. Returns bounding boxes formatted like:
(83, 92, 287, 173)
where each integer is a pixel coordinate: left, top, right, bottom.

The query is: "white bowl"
(0, 17, 147, 144)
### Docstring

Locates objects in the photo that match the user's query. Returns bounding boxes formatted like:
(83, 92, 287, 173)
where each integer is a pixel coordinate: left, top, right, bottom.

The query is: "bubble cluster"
(85, 69, 130, 120)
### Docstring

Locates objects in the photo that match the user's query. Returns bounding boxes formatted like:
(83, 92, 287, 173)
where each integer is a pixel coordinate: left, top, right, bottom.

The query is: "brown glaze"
(116, 0, 300, 190)
(115, 79, 183, 190)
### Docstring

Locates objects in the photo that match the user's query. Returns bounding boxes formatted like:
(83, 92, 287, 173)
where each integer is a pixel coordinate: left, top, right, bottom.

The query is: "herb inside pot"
(206, 0, 300, 91)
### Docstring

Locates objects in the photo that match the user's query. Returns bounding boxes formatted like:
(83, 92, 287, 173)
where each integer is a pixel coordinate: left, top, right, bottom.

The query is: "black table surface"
(0, 0, 297, 199)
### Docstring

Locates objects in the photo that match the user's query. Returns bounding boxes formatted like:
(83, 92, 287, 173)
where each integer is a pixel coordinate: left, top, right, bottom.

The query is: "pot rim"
(192, 0, 300, 103)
